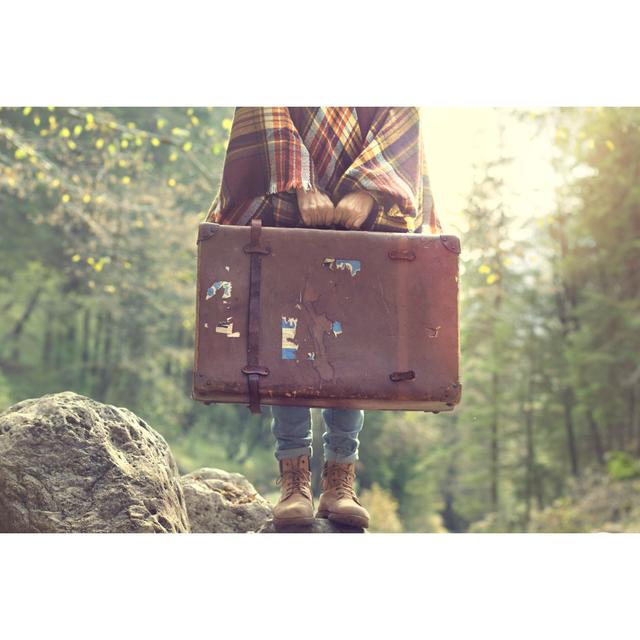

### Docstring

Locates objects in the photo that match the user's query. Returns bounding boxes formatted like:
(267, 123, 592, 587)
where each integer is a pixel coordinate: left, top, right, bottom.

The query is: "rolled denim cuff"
(323, 447, 358, 464)
(275, 445, 312, 461)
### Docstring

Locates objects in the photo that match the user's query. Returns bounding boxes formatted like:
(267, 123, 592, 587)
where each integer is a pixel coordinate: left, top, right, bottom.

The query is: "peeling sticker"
(426, 326, 441, 338)
(330, 320, 343, 336)
(204, 322, 209, 329)
(225, 265, 230, 271)
(216, 317, 240, 338)
(206, 280, 232, 300)
(307, 352, 315, 360)
(281, 317, 299, 359)
(323, 258, 361, 277)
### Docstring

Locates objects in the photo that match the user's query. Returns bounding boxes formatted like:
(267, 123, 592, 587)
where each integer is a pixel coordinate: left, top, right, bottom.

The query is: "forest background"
(1, 106, 638, 532)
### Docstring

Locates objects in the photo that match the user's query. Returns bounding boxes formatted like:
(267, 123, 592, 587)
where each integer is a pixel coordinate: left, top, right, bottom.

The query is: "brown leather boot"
(273, 454, 314, 528)
(316, 460, 370, 529)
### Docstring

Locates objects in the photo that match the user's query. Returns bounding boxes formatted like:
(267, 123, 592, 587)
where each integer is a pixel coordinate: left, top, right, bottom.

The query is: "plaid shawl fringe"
(207, 107, 442, 234)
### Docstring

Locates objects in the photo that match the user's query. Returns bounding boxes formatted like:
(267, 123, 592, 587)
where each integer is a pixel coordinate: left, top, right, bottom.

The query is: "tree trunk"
(587, 409, 605, 465)
(4, 286, 44, 362)
(562, 386, 580, 476)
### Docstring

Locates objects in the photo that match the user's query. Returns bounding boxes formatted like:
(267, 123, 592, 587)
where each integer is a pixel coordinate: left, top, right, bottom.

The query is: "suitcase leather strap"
(241, 219, 271, 413)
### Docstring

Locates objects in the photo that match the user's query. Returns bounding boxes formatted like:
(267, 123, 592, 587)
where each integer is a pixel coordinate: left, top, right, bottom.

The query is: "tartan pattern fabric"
(206, 107, 441, 234)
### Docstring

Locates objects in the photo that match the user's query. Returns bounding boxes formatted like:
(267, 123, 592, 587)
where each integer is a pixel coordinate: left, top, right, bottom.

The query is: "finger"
(317, 202, 328, 227)
(312, 204, 323, 227)
(321, 198, 334, 226)
(353, 208, 370, 229)
(323, 205, 335, 227)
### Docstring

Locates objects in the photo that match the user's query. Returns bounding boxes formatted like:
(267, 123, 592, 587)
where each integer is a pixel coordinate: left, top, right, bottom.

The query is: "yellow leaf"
(71, 254, 81, 262)
(49, 116, 57, 130)
(182, 141, 192, 152)
(23, 107, 32, 116)
(187, 107, 194, 116)
(95, 138, 105, 149)
(86, 113, 94, 125)
(104, 285, 117, 293)
(107, 144, 116, 155)
(62, 193, 71, 203)
(47, 106, 55, 111)
(206, 128, 214, 136)
(222, 118, 233, 130)
(67, 140, 77, 150)
(554, 128, 567, 141)
(135, 137, 143, 146)
(169, 152, 178, 162)
(82, 193, 92, 203)
(36, 171, 46, 180)
(118, 159, 127, 167)
(87, 257, 95, 265)
(134, 219, 144, 228)
(120, 139, 129, 149)
(191, 116, 199, 125)
(486, 273, 499, 285)
(59, 127, 71, 138)
(157, 118, 166, 129)
(15, 149, 26, 159)
(123, 260, 132, 269)
(151, 137, 160, 146)
(605, 139, 615, 151)
(34, 116, 41, 126)
(51, 178, 61, 188)
(171, 127, 189, 137)
(94, 263, 103, 272)
(478, 264, 491, 274)
(40, 129, 48, 137)
(127, 122, 136, 129)
(167, 178, 176, 187)
(73, 124, 83, 136)
(121, 176, 131, 185)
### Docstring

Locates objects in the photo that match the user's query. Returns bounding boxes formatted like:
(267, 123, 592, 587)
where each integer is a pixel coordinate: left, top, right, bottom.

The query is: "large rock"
(181, 468, 273, 532)
(0, 391, 190, 533)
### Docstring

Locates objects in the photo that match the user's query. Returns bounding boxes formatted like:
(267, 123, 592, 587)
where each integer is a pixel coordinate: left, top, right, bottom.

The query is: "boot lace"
(326, 465, 360, 502)
(276, 468, 312, 500)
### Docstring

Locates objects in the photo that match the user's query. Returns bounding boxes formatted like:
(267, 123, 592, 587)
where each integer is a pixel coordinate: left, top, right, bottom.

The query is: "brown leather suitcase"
(192, 219, 461, 413)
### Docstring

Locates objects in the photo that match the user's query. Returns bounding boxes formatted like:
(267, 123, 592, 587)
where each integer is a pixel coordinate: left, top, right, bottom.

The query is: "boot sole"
(317, 510, 369, 529)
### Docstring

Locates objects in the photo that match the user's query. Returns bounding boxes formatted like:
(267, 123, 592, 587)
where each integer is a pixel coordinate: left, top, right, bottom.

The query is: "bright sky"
(420, 108, 561, 237)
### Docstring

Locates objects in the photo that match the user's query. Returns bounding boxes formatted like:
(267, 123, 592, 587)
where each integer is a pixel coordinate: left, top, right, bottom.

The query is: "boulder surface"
(181, 467, 273, 533)
(0, 391, 190, 533)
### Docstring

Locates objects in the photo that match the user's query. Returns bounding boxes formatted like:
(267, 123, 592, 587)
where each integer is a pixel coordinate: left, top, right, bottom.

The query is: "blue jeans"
(270, 405, 364, 464)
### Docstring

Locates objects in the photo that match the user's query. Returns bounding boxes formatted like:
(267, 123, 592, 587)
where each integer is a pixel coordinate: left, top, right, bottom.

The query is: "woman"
(207, 107, 440, 529)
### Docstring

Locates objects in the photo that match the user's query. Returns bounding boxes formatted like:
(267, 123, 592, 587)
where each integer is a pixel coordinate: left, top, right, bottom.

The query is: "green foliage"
(359, 483, 404, 533)
(606, 451, 640, 481)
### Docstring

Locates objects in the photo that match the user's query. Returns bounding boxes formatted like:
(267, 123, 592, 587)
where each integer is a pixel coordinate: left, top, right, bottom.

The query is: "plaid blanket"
(206, 107, 441, 233)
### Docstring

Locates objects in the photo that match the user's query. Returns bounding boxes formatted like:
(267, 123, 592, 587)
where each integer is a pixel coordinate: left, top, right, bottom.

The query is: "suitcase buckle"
(389, 370, 416, 382)
(241, 365, 270, 376)
(243, 244, 271, 255)
(388, 249, 416, 261)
